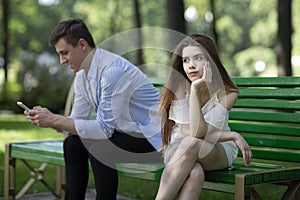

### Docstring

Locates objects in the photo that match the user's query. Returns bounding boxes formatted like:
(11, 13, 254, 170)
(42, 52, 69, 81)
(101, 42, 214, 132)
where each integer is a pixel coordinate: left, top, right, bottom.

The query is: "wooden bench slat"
(229, 111, 300, 123)
(234, 98, 300, 110)
(229, 122, 300, 136)
(243, 167, 300, 185)
(243, 134, 300, 149)
(238, 88, 300, 99)
(242, 147, 300, 162)
(232, 76, 300, 86)
(9, 140, 65, 166)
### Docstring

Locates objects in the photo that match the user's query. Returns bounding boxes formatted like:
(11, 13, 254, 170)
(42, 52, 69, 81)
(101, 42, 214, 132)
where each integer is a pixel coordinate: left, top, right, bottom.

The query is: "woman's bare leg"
(156, 136, 229, 200)
(198, 142, 229, 171)
(155, 137, 200, 200)
(178, 162, 204, 200)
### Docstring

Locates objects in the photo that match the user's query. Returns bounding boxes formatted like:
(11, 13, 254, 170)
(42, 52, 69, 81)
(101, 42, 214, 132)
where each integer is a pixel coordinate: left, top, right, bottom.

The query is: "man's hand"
(25, 106, 56, 128)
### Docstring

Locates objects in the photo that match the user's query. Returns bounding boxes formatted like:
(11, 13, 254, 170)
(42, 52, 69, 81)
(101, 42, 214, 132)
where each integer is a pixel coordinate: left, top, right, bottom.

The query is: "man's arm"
(25, 107, 78, 135)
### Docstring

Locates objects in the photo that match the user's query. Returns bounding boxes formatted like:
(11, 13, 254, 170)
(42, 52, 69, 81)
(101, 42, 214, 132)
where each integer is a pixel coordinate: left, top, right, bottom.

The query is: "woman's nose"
(188, 61, 196, 69)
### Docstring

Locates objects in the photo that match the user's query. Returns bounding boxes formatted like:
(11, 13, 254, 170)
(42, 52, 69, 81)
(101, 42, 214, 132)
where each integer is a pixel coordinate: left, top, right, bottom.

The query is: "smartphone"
(17, 101, 31, 110)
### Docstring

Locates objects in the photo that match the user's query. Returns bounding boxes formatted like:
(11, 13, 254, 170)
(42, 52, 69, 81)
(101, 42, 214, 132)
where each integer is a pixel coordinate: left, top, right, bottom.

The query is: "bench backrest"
(151, 76, 300, 164)
(66, 76, 300, 164)
(230, 77, 300, 164)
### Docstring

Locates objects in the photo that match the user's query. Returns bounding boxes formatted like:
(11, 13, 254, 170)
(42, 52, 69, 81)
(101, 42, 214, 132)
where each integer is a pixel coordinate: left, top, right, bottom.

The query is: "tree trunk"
(166, 0, 186, 50)
(2, 0, 9, 83)
(166, 0, 186, 34)
(133, 0, 144, 67)
(210, 0, 218, 48)
(275, 0, 292, 76)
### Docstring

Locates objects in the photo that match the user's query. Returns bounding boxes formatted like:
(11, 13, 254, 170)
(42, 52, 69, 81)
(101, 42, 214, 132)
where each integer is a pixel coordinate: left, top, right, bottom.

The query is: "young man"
(25, 18, 162, 200)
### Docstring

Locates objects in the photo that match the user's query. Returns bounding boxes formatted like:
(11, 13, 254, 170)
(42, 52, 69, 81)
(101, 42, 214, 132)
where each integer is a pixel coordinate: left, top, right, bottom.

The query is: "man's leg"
(63, 135, 89, 200)
(87, 132, 162, 200)
(89, 153, 118, 200)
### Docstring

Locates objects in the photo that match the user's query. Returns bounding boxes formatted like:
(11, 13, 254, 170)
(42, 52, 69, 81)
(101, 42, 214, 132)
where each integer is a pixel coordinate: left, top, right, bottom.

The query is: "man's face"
(55, 38, 86, 73)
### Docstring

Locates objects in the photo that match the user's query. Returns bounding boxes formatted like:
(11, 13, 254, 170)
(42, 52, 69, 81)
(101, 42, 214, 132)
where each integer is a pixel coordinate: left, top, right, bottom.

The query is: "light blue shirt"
(69, 48, 162, 151)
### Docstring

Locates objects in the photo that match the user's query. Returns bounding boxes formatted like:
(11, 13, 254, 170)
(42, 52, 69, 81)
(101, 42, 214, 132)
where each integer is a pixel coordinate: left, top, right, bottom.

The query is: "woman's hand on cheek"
(191, 61, 211, 90)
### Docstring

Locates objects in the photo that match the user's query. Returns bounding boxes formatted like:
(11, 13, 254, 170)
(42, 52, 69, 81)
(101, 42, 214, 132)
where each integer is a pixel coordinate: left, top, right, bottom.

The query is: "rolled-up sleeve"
(74, 119, 110, 139)
(73, 64, 127, 139)
(71, 70, 112, 140)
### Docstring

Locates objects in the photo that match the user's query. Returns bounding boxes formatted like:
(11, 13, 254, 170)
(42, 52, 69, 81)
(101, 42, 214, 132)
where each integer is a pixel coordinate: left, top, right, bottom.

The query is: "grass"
(0, 114, 289, 199)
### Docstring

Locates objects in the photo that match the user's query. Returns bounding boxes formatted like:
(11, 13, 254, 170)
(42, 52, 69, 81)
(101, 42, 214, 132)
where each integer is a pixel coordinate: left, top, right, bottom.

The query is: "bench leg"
(15, 160, 61, 199)
(295, 186, 300, 200)
(251, 188, 263, 200)
(281, 180, 300, 200)
(4, 143, 16, 200)
(56, 166, 66, 200)
(235, 174, 246, 200)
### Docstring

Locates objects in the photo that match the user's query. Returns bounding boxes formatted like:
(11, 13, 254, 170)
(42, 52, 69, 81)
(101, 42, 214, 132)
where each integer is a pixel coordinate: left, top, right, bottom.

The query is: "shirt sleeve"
(71, 71, 111, 139)
(74, 65, 130, 139)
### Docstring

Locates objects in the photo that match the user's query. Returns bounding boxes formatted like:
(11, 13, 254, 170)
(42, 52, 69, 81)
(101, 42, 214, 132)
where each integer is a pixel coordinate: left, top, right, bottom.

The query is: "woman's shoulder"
(173, 82, 189, 100)
(217, 90, 238, 110)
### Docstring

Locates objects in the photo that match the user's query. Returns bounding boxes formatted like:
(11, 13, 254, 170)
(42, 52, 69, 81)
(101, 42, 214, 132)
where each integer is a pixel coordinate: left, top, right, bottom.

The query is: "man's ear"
(78, 38, 88, 51)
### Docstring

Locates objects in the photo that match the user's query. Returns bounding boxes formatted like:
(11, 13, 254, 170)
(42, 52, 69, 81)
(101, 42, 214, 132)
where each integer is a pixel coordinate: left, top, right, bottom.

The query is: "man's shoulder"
(94, 48, 129, 67)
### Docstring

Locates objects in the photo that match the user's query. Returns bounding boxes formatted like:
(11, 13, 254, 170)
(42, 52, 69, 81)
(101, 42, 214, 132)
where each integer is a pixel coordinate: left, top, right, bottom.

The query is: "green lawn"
(0, 114, 287, 199)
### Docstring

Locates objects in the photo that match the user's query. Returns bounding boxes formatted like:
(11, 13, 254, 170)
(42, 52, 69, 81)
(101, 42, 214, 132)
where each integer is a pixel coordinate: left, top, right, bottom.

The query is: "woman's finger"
(206, 62, 212, 83)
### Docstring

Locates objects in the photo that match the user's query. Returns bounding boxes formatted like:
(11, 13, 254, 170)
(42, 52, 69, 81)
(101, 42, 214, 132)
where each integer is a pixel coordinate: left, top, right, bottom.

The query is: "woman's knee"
(189, 163, 204, 183)
(178, 136, 202, 158)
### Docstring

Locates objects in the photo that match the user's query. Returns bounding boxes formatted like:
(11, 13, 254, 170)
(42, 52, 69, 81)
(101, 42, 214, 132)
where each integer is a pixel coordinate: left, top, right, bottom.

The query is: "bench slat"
(232, 76, 300, 86)
(229, 111, 300, 123)
(229, 122, 300, 136)
(238, 88, 300, 99)
(243, 134, 300, 150)
(234, 99, 300, 110)
(241, 147, 300, 162)
(9, 140, 65, 166)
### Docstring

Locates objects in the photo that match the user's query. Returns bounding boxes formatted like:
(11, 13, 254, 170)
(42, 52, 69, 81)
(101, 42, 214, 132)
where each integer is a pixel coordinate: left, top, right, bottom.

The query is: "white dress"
(163, 91, 238, 165)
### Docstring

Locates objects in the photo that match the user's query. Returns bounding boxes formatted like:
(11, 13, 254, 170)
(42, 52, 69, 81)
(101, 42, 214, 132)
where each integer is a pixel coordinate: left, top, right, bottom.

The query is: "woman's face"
(182, 45, 208, 82)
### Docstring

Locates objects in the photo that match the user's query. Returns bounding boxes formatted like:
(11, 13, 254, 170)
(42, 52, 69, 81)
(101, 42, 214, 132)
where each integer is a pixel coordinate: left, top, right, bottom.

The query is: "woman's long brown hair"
(160, 34, 238, 147)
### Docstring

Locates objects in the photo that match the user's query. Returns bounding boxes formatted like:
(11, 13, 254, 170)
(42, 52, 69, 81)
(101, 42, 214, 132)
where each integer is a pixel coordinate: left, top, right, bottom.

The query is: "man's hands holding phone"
(18, 102, 56, 128)
(18, 101, 75, 135)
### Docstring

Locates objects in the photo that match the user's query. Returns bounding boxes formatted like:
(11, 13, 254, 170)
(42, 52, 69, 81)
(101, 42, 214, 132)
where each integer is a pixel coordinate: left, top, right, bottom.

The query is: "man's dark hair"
(49, 18, 96, 48)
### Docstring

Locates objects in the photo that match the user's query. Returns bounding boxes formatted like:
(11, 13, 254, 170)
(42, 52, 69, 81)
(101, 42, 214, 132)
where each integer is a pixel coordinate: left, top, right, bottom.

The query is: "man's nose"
(60, 56, 67, 64)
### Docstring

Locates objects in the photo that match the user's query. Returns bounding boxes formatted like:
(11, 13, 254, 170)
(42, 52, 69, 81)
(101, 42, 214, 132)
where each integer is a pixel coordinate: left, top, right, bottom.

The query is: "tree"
(1, 0, 9, 83)
(167, 0, 186, 33)
(209, 0, 218, 48)
(133, 0, 144, 66)
(275, 0, 292, 76)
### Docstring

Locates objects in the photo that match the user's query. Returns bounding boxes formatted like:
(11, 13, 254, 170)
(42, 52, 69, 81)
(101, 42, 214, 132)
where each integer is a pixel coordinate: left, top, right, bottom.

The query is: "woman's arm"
(188, 85, 208, 138)
(206, 129, 252, 166)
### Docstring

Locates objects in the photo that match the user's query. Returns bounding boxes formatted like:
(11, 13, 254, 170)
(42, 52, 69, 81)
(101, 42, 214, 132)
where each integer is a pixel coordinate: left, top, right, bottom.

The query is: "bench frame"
(4, 76, 300, 200)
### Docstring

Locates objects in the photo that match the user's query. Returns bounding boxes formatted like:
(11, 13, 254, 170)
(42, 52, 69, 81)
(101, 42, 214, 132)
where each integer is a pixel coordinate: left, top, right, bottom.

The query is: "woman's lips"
(189, 71, 199, 76)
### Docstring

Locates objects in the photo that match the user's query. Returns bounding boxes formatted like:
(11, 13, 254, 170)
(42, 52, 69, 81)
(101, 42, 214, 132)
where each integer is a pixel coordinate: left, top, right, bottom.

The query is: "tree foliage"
(0, 0, 299, 112)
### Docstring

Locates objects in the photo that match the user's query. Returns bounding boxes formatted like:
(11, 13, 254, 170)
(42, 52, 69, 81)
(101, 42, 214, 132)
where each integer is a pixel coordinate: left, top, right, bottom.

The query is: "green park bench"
(4, 76, 300, 200)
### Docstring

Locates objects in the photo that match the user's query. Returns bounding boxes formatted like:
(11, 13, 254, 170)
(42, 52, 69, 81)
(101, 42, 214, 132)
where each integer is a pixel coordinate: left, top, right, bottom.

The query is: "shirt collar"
(79, 48, 96, 74)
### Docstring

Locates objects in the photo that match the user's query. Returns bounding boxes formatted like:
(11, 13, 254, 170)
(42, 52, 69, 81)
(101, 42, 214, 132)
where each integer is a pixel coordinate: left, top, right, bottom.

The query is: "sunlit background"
(0, 0, 299, 113)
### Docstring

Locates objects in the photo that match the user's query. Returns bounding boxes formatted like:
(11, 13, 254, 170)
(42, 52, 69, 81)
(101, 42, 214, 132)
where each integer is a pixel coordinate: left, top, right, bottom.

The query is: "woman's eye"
(182, 58, 189, 63)
(195, 56, 203, 61)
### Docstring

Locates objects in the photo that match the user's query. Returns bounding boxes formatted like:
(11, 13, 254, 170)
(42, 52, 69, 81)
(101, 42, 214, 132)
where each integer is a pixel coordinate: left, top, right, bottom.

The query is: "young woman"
(156, 34, 252, 200)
